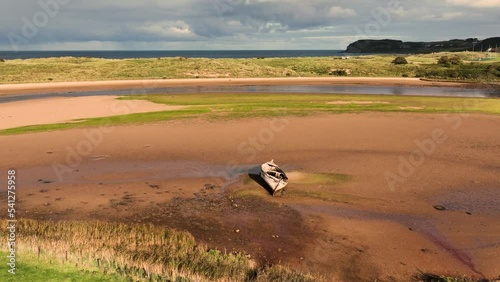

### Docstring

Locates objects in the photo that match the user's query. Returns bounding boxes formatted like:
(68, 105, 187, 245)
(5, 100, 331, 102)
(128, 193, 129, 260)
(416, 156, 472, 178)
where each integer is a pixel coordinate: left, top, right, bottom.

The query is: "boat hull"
(260, 161, 288, 195)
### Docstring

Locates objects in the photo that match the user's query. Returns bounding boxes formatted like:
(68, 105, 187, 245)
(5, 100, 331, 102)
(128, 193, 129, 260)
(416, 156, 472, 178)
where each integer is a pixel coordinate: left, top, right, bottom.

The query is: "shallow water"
(20, 160, 259, 186)
(1, 84, 499, 104)
(434, 186, 500, 216)
(0, 50, 346, 60)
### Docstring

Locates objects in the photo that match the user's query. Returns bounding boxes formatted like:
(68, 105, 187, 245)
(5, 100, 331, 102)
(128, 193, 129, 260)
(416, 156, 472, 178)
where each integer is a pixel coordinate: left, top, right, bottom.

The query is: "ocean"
(0, 50, 346, 60)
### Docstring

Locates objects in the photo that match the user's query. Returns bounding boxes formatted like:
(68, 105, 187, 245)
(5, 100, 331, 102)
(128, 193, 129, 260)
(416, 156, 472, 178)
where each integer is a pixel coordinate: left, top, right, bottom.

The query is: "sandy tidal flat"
(1, 111, 499, 281)
(0, 95, 182, 130)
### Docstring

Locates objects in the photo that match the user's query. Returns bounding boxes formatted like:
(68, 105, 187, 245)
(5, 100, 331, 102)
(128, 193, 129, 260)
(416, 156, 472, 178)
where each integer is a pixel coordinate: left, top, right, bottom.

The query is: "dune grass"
(0, 219, 317, 282)
(0, 52, 498, 84)
(1, 93, 500, 135)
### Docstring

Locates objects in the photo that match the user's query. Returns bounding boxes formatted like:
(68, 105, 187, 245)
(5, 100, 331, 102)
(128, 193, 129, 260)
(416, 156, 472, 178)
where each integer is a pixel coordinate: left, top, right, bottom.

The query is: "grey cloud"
(0, 0, 498, 50)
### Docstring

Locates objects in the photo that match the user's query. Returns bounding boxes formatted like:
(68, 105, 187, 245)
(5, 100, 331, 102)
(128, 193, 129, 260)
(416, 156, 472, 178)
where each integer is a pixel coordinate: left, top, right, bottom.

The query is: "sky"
(1, 0, 499, 51)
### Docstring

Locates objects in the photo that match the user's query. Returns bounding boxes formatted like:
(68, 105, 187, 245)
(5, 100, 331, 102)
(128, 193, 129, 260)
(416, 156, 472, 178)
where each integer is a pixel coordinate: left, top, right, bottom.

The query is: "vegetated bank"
(0, 219, 318, 282)
(0, 52, 498, 84)
(2, 93, 500, 136)
(1, 217, 495, 281)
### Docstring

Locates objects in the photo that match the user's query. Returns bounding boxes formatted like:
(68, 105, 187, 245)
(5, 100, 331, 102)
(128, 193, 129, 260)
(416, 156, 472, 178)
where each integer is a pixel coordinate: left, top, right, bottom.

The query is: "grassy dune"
(2, 93, 500, 135)
(0, 52, 499, 83)
(0, 219, 317, 282)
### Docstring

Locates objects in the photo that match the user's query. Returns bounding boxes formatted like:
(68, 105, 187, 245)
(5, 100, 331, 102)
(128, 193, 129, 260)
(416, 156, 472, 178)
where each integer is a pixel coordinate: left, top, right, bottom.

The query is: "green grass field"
(0, 52, 498, 83)
(0, 251, 125, 282)
(1, 93, 499, 136)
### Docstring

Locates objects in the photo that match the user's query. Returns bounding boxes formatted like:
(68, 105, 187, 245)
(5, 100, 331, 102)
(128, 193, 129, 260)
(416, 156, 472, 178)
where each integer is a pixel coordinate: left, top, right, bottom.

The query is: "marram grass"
(0, 52, 498, 83)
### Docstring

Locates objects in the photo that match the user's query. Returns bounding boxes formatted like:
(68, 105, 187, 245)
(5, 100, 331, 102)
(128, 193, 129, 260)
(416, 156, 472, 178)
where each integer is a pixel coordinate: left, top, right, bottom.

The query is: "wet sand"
(0, 77, 485, 96)
(0, 95, 183, 130)
(1, 113, 499, 281)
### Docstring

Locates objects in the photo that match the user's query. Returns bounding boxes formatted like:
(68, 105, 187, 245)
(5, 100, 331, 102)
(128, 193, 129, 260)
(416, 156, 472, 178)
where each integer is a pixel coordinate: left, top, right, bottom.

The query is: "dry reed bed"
(1, 219, 317, 282)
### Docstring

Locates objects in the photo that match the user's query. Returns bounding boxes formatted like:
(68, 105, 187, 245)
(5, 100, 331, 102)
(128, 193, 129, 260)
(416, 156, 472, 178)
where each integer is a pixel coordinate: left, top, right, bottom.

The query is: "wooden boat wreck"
(260, 160, 288, 195)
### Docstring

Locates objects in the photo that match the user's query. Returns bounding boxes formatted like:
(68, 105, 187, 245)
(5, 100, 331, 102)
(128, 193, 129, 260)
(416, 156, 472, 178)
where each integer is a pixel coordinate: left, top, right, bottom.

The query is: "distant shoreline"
(0, 50, 347, 60)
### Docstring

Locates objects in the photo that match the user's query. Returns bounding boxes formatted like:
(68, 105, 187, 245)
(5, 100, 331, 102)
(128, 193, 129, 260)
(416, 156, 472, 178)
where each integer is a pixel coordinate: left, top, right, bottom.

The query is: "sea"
(0, 50, 346, 60)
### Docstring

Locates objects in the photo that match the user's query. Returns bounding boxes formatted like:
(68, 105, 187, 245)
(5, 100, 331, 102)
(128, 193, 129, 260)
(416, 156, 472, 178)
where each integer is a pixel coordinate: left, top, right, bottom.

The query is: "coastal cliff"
(345, 37, 500, 53)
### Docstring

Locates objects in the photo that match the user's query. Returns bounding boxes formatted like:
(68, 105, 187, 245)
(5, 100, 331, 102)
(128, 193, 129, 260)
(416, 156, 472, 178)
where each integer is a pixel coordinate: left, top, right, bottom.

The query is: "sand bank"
(0, 95, 182, 130)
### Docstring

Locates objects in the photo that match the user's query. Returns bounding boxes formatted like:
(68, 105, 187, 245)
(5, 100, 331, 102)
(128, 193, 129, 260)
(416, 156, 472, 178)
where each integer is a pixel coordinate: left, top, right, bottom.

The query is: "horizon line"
(0, 49, 344, 52)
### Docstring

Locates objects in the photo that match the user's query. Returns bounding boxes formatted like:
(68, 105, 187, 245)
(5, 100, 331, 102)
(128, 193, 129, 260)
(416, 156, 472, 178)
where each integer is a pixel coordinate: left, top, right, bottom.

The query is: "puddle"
(242, 171, 351, 185)
(287, 172, 351, 185)
(19, 160, 264, 187)
(433, 186, 500, 216)
(327, 101, 391, 105)
(399, 106, 426, 110)
(21, 161, 351, 192)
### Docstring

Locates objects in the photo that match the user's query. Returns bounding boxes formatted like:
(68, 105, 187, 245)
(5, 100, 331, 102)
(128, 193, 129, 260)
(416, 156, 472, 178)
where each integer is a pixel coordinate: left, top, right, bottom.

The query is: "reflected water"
(1, 84, 499, 103)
